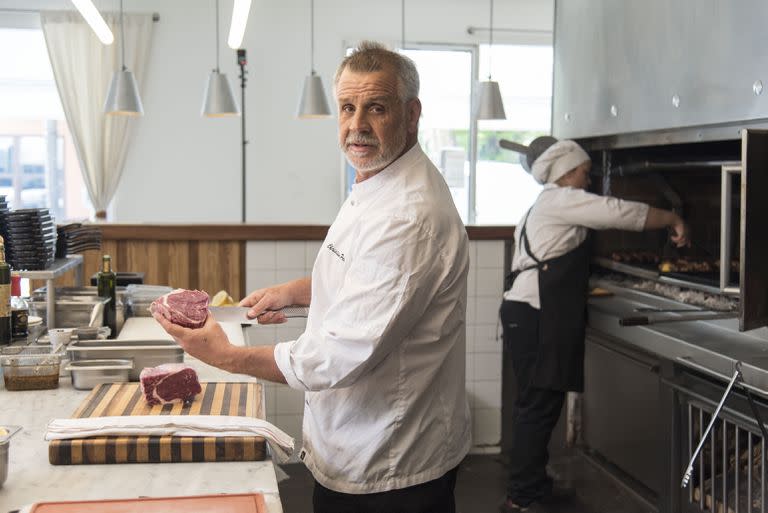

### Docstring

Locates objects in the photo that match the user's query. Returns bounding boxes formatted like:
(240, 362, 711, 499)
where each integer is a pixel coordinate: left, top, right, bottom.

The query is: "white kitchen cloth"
(45, 415, 295, 463)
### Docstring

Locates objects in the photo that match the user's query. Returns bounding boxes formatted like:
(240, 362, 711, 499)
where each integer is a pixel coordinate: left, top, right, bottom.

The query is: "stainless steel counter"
(589, 279, 768, 392)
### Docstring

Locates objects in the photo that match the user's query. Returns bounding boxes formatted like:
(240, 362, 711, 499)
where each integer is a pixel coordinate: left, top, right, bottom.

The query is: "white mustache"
(345, 134, 379, 147)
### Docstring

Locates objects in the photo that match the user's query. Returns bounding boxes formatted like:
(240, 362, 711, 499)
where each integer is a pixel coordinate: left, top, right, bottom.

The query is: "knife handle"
(620, 316, 650, 326)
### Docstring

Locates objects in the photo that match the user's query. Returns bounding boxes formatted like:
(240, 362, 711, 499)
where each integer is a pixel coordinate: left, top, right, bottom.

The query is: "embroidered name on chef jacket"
(326, 243, 345, 262)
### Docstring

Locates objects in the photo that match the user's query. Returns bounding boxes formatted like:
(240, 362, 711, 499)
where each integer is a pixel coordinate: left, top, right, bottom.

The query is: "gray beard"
(344, 130, 408, 173)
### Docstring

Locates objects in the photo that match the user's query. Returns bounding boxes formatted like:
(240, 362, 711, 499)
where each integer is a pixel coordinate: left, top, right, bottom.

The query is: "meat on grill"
(139, 363, 202, 406)
(150, 289, 209, 328)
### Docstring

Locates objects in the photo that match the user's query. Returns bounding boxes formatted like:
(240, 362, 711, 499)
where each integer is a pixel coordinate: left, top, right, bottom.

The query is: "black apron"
(509, 209, 591, 392)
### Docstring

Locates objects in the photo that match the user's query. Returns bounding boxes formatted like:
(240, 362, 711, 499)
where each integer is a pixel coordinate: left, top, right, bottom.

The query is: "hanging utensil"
(681, 363, 742, 488)
(499, 136, 558, 172)
(620, 311, 738, 326)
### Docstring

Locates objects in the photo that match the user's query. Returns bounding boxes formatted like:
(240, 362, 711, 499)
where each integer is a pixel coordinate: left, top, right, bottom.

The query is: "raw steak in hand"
(150, 288, 209, 328)
(140, 363, 202, 405)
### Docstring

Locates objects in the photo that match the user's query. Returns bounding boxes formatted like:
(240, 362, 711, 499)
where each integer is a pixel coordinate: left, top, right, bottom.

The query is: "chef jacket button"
(351, 200, 356, 206)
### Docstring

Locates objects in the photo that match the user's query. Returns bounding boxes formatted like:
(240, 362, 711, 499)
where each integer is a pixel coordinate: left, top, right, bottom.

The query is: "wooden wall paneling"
(196, 241, 243, 300)
(125, 241, 163, 288)
(167, 241, 192, 290)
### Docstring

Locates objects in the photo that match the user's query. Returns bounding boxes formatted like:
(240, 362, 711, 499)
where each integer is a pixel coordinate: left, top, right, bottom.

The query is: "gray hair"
(333, 41, 420, 102)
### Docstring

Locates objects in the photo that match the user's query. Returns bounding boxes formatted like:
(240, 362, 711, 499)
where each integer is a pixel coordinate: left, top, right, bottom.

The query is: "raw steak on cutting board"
(150, 288, 209, 328)
(140, 363, 202, 405)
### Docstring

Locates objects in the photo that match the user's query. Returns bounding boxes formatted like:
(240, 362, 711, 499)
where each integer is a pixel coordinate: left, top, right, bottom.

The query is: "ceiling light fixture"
(71, 0, 114, 44)
(297, 0, 331, 118)
(476, 0, 506, 120)
(104, 0, 143, 116)
(202, 0, 240, 117)
(227, 0, 252, 49)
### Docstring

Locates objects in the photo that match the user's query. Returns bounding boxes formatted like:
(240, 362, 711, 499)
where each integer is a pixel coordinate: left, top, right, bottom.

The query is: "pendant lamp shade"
(475, 0, 506, 121)
(105, 0, 143, 116)
(202, 0, 240, 117)
(297, 0, 331, 119)
(203, 70, 240, 116)
(476, 80, 506, 120)
(298, 73, 331, 118)
(104, 69, 143, 115)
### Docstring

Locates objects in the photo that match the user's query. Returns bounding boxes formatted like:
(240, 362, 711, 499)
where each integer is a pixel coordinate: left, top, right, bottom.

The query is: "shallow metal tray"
(65, 359, 133, 390)
(67, 340, 183, 380)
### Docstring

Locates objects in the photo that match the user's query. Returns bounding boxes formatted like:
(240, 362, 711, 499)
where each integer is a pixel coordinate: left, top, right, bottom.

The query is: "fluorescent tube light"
(227, 0, 251, 49)
(71, 0, 114, 44)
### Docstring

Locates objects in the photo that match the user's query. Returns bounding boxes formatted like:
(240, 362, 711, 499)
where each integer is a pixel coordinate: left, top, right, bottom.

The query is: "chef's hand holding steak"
(154, 42, 470, 513)
(150, 289, 209, 328)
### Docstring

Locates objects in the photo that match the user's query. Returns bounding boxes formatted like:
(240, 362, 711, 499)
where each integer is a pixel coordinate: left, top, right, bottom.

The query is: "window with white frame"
(342, 42, 552, 225)
(0, 25, 93, 221)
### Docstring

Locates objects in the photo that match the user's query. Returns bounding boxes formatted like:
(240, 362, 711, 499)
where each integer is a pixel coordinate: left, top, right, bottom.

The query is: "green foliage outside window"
(453, 130, 548, 163)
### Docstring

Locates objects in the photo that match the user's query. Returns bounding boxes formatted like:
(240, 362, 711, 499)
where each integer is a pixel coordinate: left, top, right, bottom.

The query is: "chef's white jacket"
(273, 143, 471, 494)
(503, 184, 649, 309)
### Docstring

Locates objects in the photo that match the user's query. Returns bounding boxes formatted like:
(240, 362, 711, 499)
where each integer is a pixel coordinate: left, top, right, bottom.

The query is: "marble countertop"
(0, 319, 283, 513)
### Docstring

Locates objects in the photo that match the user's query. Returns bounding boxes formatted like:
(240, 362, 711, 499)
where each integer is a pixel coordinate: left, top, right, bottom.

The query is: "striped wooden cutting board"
(49, 382, 266, 465)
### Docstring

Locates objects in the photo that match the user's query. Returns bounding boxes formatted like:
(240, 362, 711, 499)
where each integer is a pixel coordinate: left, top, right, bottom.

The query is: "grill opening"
(687, 402, 766, 513)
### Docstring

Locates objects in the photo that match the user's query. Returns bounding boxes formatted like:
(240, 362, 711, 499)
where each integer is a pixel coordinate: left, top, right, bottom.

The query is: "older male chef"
(154, 41, 470, 513)
(498, 140, 690, 513)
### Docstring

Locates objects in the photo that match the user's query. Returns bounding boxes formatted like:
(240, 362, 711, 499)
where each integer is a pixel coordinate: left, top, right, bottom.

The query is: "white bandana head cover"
(530, 140, 590, 185)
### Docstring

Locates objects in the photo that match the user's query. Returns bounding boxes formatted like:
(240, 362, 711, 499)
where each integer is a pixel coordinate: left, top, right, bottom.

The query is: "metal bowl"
(0, 426, 21, 488)
(65, 359, 133, 390)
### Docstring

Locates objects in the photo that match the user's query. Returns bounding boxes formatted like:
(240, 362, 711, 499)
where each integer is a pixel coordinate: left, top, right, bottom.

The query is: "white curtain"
(40, 11, 154, 220)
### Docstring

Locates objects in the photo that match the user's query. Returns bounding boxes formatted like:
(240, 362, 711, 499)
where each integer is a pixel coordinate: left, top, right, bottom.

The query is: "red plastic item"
(29, 493, 267, 513)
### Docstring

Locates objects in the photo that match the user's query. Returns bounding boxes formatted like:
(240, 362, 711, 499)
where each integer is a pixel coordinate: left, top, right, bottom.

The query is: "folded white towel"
(46, 415, 295, 463)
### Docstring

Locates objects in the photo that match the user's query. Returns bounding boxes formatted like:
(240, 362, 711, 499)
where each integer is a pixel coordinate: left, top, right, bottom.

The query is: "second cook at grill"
(498, 139, 691, 512)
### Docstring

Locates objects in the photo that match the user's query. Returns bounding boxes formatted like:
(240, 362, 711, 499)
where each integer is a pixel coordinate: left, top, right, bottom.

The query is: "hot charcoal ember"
(597, 273, 738, 311)
(690, 411, 765, 513)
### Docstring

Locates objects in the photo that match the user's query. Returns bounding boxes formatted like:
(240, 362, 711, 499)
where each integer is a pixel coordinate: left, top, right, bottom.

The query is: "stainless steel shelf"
(15, 256, 84, 280)
(15, 255, 84, 328)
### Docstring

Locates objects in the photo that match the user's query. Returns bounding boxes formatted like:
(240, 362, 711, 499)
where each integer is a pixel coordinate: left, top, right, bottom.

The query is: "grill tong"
(680, 362, 768, 488)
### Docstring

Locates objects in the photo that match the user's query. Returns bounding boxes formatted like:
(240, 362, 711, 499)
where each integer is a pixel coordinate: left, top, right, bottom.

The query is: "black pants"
(500, 300, 566, 507)
(312, 466, 459, 513)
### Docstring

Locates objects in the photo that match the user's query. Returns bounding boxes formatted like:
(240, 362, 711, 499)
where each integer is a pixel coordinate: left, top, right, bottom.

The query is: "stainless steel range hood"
(553, 0, 768, 150)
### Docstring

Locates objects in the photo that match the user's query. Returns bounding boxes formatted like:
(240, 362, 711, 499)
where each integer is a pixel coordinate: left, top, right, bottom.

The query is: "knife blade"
(209, 306, 309, 324)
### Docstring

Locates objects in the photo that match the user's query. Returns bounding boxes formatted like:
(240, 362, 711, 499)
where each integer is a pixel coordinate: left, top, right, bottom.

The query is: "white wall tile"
(474, 352, 502, 381)
(475, 241, 504, 269)
(466, 263, 477, 298)
(465, 384, 475, 410)
(275, 385, 307, 415)
(472, 380, 502, 409)
(466, 297, 477, 326)
(305, 241, 323, 270)
(474, 324, 502, 354)
(474, 296, 502, 325)
(275, 269, 306, 284)
(263, 382, 278, 417)
(476, 268, 504, 297)
(468, 241, 478, 270)
(472, 408, 501, 446)
(246, 325, 278, 346)
(276, 241, 306, 269)
(276, 325, 306, 342)
(245, 270, 276, 295)
(246, 242, 276, 270)
(465, 352, 474, 383)
(275, 414, 304, 441)
(464, 324, 475, 352)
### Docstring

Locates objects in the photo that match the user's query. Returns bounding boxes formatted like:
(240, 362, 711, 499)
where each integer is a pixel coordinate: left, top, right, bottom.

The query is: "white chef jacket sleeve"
(274, 214, 448, 391)
(551, 188, 649, 231)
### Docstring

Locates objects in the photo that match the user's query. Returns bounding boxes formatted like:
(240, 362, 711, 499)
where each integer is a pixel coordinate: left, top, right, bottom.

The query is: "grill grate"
(688, 402, 766, 513)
